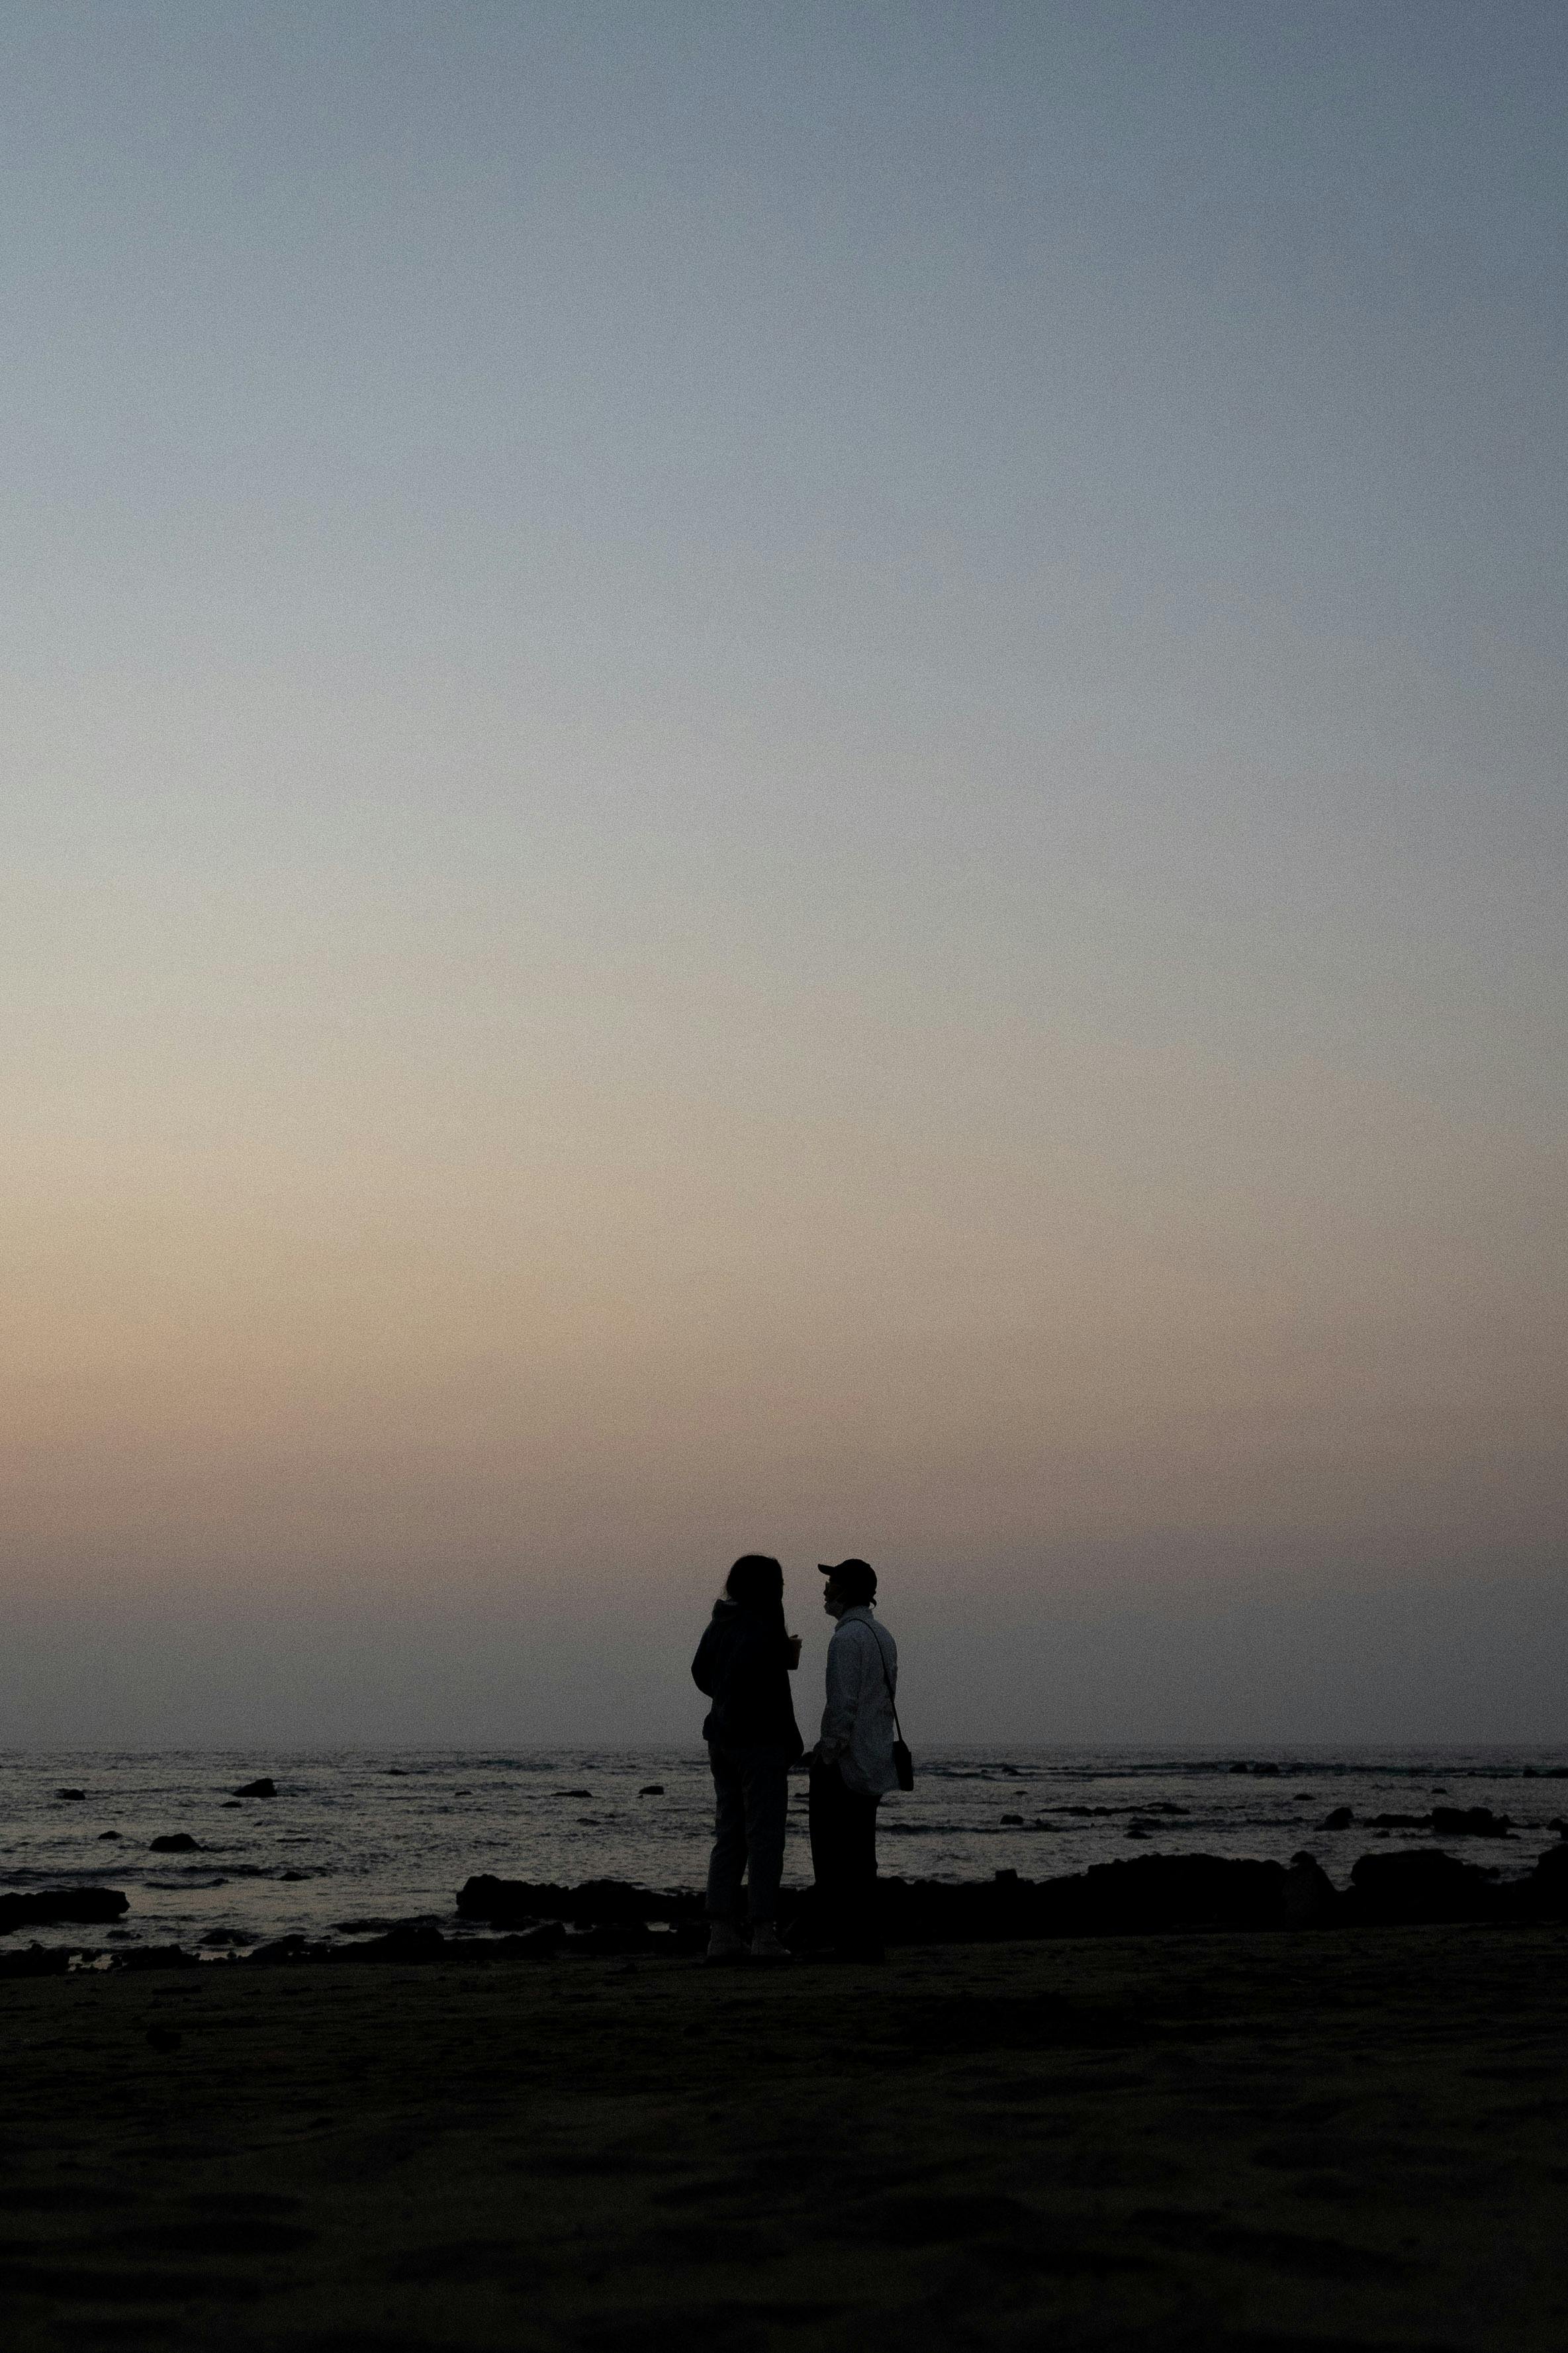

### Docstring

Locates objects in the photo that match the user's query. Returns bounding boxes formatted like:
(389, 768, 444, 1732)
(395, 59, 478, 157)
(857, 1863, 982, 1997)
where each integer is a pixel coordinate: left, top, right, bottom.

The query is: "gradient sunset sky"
(5, 1, 1564, 1745)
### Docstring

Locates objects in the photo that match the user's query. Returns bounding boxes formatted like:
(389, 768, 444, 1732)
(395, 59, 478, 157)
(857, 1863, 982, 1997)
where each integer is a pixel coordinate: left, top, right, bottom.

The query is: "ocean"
(4, 1744, 1566, 1954)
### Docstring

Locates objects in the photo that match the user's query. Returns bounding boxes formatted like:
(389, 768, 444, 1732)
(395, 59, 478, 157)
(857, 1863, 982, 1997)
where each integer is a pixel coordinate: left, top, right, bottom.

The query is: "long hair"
(723, 1553, 787, 1638)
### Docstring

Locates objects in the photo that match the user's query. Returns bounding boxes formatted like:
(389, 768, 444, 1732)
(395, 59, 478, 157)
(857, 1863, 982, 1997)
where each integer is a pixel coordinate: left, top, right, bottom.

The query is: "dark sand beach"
(3, 1922, 1566, 2352)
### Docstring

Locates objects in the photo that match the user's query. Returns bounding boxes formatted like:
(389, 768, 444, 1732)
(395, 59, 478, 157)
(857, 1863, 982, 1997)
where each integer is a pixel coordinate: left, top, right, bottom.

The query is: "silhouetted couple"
(691, 1554, 899, 1964)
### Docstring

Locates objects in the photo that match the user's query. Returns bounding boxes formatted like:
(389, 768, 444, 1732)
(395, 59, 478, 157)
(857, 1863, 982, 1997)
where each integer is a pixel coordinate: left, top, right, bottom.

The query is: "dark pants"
(706, 1742, 791, 1922)
(808, 1756, 883, 1956)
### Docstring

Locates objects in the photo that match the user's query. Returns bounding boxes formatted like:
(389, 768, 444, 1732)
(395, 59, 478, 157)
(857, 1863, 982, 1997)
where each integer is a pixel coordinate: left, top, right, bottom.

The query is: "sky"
(3, 0, 1564, 1747)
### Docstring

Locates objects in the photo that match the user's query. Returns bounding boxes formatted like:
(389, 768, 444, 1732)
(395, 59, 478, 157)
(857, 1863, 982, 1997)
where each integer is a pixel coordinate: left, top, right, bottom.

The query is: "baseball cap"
(818, 1558, 877, 1597)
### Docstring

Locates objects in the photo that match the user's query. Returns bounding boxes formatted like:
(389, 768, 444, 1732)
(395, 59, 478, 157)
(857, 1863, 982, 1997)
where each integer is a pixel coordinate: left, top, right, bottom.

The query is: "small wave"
(880, 1820, 1068, 1838)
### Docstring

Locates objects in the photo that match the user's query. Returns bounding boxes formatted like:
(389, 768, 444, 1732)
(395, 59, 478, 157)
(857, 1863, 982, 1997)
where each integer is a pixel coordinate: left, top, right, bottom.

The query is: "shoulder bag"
(865, 1623, 915, 1792)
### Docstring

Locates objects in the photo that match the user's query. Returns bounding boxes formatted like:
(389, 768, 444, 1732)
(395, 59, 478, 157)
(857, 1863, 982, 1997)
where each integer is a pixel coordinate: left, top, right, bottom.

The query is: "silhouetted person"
(809, 1558, 897, 1961)
(691, 1554, 803, 1962)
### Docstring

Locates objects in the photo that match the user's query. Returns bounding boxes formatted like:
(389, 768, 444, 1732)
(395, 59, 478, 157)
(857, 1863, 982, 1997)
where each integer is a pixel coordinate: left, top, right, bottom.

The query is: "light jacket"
(819, 1604, 898, 1796)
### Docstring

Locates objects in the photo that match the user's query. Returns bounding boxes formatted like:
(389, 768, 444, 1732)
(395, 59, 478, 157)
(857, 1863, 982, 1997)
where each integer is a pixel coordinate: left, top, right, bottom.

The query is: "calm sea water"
(3, 1745, 1565, 1953)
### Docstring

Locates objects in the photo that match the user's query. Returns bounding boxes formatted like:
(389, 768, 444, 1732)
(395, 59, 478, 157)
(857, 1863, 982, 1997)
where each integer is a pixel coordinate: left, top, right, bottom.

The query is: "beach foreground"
(2, 1925, 1565, 2352)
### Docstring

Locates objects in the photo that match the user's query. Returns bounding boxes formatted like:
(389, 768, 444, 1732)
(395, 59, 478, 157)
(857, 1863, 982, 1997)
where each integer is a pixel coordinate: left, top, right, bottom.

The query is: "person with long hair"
(691, 1553, 804, 1961)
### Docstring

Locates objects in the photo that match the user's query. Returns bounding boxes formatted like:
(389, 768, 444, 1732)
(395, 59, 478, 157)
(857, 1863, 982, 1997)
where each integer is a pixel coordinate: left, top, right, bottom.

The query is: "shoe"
(704, 1920, 748, 1964)
(748, 1921, 791, 1961)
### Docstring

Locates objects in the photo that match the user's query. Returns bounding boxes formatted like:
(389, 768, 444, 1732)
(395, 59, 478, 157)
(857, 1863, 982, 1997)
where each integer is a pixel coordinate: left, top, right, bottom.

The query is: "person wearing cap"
(809, 1559, 898, 1961)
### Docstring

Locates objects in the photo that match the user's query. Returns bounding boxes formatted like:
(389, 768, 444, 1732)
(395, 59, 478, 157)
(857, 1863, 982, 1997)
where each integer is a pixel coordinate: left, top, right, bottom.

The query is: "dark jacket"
(692, 1600, 804, 1758)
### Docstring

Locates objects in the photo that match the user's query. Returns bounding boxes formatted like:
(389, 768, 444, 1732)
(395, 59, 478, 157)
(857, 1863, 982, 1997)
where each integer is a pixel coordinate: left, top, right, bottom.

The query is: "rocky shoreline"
(3, 1835, 1564, 1976)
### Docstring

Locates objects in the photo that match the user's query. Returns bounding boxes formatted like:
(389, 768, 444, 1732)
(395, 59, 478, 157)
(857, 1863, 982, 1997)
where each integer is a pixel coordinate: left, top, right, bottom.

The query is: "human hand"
(786, 1635, 803, 1670)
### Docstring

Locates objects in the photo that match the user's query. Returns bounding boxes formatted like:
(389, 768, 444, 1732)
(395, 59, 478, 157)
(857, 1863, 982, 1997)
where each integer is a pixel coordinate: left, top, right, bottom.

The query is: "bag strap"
(857, 1616, 905, 1745)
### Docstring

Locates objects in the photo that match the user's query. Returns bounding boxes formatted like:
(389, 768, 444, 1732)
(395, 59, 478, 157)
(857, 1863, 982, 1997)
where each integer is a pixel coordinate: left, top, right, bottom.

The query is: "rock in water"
(1064, 1853, 1289, 1931)
(1526, 1844, 1568, 1919)
(150, 1833, 203, 1853)
(1430, 1805, 1512, 1838)
(1320, 1805, 1355, 1830)
(232, 1777, 277, 1799)
(457, 1875, 543, 1927)
(639, 1784, 665, 1796)
(0, 1944, 73, 1977)
(1348, 1850, 1500, 1923)
(456, 1874, 700, 1929)
(339, 1925, 447, 1964)
(821, 1854, 1297, 1946)
(249, 1934, 332, 1964)
(1281, 1852, 1338, 1927)
(97, 1830, 122, 1841)
(0, 1887, 130, 1934)
(492, 1923, 567, 1958)
(1362, 1805, 1514, 1839)
(56, 1788, 87, 1801)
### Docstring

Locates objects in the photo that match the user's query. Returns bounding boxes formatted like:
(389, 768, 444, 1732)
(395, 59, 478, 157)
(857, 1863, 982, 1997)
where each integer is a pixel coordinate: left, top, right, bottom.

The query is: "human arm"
(817, 1622, 868, 1767)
